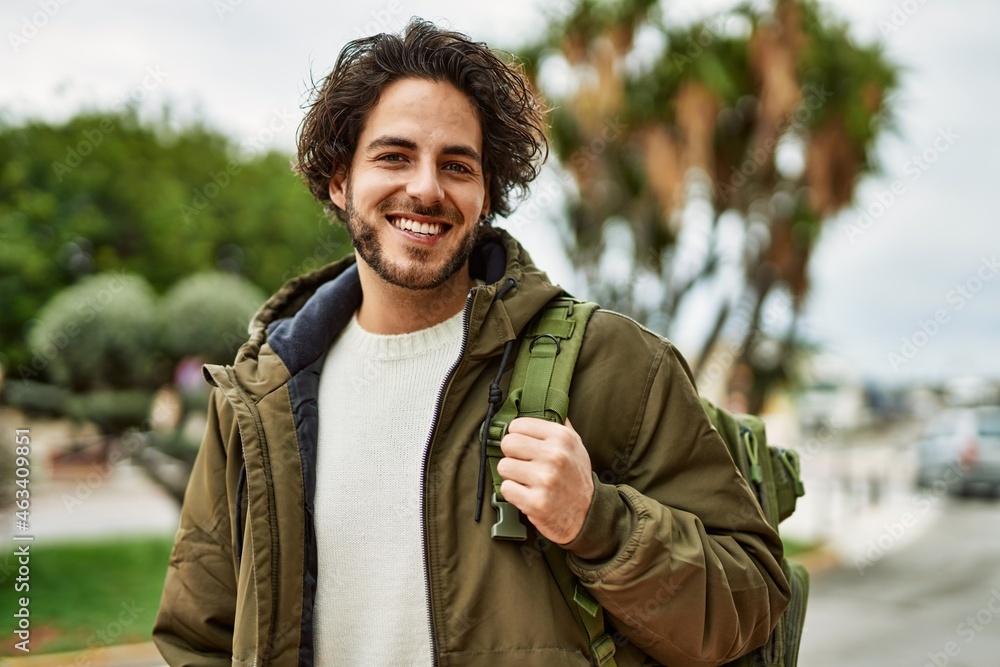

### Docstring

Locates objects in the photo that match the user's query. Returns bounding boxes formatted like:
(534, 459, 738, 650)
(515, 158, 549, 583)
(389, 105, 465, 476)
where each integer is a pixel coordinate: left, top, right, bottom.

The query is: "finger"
(507, 416, 563, 439)
(496, 456, 545, 487)
(499, 431, 541, 461)
(499, 479, 536, 514)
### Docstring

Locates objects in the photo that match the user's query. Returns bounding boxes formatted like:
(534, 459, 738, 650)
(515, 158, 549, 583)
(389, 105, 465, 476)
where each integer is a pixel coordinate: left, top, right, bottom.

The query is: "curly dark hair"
(295, 18, 549, 223)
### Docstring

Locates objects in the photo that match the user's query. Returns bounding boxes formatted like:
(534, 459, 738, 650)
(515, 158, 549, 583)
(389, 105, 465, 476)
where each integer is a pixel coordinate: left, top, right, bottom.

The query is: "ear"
(328, 167, 348, 211)
(479, 177, 491, 222)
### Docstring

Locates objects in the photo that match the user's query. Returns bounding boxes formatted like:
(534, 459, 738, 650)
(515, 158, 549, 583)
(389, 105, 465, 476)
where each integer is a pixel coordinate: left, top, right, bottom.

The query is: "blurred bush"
(2, 380, 70, 416)
(67, 389, 155, 434)
(25, 272, 165, 392)
(0, 110, 351, 373)
(160, 272, 266, 364)
(4, 383, 154, 437)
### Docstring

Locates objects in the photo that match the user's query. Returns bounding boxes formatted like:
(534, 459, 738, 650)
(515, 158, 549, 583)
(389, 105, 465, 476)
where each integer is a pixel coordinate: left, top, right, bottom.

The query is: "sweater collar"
(337, 307, 465, 360)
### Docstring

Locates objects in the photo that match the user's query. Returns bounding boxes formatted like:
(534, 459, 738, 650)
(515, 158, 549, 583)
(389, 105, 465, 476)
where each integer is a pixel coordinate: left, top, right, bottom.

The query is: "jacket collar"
(213, 226, 564, 400)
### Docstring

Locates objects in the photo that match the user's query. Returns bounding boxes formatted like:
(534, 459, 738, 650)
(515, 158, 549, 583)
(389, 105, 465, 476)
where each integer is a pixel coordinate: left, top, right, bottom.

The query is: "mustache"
(375, 198, 464, 225)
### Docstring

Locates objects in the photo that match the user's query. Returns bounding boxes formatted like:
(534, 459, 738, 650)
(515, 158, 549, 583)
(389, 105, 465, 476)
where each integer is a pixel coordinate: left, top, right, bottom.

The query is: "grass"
(0, 535, 174, 656)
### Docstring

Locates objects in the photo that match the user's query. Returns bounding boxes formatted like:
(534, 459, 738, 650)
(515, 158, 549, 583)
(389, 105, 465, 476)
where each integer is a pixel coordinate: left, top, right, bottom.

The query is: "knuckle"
(549, 448, 569, 469)
(526, 496, 543, 516)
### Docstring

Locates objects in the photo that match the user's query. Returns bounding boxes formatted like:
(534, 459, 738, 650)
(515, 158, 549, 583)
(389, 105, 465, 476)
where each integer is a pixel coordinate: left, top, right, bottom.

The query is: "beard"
(342, 181, 480, 291)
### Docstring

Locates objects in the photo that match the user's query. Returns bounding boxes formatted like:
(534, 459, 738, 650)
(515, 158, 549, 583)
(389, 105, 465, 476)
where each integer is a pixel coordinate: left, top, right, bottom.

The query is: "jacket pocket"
(232, 513, 258, 664)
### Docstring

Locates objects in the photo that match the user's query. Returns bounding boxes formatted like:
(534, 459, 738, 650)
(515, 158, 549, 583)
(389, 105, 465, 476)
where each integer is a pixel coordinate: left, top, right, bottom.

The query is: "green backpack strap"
(480, 296, 617, 667)
(481, 296, 598, 536)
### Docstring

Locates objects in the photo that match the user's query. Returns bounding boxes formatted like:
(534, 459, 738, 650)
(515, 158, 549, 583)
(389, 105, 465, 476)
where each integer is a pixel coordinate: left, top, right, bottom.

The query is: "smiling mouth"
(387, 215, 451, 237)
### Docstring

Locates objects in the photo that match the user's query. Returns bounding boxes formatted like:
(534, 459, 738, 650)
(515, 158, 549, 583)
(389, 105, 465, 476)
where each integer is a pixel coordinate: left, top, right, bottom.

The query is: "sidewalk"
(780, 417, 932, 574)
(0, 643, 164, 667)
(0, 463, 180, 543)
(0, 411, 180, 543)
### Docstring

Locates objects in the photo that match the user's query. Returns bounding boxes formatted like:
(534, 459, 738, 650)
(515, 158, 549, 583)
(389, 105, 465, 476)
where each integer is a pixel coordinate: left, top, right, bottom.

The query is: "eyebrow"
(365, 135, 482, 165)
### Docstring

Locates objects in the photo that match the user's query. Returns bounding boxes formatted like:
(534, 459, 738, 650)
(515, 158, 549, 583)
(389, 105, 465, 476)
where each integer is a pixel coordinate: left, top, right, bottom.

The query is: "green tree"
(519, 0, 898, 410)
(0, 109, 350, 374)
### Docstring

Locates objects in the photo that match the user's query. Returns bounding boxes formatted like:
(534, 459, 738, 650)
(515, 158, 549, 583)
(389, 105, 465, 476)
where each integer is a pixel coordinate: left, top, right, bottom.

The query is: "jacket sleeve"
(153, 387, 239, 666)
(562, 338, 791, 667)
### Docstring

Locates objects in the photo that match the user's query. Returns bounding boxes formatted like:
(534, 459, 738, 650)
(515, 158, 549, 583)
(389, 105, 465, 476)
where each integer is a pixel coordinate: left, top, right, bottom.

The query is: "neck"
(354, 258, 474, 335)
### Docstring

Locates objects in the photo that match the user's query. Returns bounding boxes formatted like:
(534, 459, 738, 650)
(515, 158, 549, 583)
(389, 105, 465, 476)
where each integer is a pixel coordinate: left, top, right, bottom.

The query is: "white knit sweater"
(313, 307, 465, 666)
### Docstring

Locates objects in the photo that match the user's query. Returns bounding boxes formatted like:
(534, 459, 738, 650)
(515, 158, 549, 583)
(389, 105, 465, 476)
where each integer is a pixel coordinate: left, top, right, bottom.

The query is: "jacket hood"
(208, 226, 564, 400)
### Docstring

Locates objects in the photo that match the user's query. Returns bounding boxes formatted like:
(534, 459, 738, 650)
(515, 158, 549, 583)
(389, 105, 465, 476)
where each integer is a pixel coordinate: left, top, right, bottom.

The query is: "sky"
(2, 0, 997, 387)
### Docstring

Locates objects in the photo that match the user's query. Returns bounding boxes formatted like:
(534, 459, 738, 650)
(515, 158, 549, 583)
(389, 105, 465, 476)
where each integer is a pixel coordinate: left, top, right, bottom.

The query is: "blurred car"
(916, 406, 1000, 496)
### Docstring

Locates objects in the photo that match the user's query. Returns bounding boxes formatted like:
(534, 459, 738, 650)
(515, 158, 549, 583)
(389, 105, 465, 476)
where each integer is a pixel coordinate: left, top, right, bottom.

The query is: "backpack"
(479, 295, 808, 667)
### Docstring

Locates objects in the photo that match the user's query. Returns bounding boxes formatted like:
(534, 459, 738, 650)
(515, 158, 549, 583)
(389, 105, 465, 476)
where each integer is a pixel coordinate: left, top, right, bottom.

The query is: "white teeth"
(390, 217, 445, 236)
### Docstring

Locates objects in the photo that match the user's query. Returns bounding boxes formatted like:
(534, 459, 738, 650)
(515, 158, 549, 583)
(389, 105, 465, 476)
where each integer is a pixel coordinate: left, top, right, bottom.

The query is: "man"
(154, 18, 789, 667)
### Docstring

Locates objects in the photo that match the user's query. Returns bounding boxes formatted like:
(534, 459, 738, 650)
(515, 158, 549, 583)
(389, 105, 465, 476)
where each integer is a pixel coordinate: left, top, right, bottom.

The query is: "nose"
(405, 159, 444, 205)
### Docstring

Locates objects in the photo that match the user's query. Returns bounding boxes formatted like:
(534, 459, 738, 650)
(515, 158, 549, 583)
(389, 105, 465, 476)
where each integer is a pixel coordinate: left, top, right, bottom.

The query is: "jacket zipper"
(420, 291, 477, 666)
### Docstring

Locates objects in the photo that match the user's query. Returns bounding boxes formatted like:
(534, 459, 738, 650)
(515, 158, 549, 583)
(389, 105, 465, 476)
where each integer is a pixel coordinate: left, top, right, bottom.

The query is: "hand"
(497, 417, 594, 545)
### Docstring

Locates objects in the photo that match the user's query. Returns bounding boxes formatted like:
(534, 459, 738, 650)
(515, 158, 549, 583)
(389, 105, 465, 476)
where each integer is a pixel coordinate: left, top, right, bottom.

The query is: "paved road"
(798, 495, 1000, 666)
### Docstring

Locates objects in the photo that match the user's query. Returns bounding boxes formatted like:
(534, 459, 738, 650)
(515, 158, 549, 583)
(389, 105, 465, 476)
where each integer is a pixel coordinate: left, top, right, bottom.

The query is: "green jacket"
(153, 227, 789, 667)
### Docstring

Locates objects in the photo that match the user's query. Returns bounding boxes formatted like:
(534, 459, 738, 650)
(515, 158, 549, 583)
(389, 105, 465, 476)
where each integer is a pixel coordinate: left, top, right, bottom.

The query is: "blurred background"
(1, 0, 998, 664)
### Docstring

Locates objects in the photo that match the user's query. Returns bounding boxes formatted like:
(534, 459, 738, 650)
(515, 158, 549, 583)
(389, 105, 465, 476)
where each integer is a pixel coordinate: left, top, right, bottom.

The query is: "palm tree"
(518, 0, 899, 411)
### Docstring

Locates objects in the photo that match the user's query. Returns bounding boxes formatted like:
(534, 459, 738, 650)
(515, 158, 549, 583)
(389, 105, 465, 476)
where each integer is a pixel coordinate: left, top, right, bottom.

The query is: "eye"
(444, 162, 472, 174)
(377, 153, 407, 164)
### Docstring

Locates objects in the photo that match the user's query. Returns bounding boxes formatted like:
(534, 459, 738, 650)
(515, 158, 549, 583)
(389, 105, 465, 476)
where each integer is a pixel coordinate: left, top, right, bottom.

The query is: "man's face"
(329, 77, 490, 291)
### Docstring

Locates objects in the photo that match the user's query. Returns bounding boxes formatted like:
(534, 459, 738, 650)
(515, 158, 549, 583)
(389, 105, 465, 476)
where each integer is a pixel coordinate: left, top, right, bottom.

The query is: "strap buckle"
(490, 492, 526, 541)
(590, 633, 617, 666)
